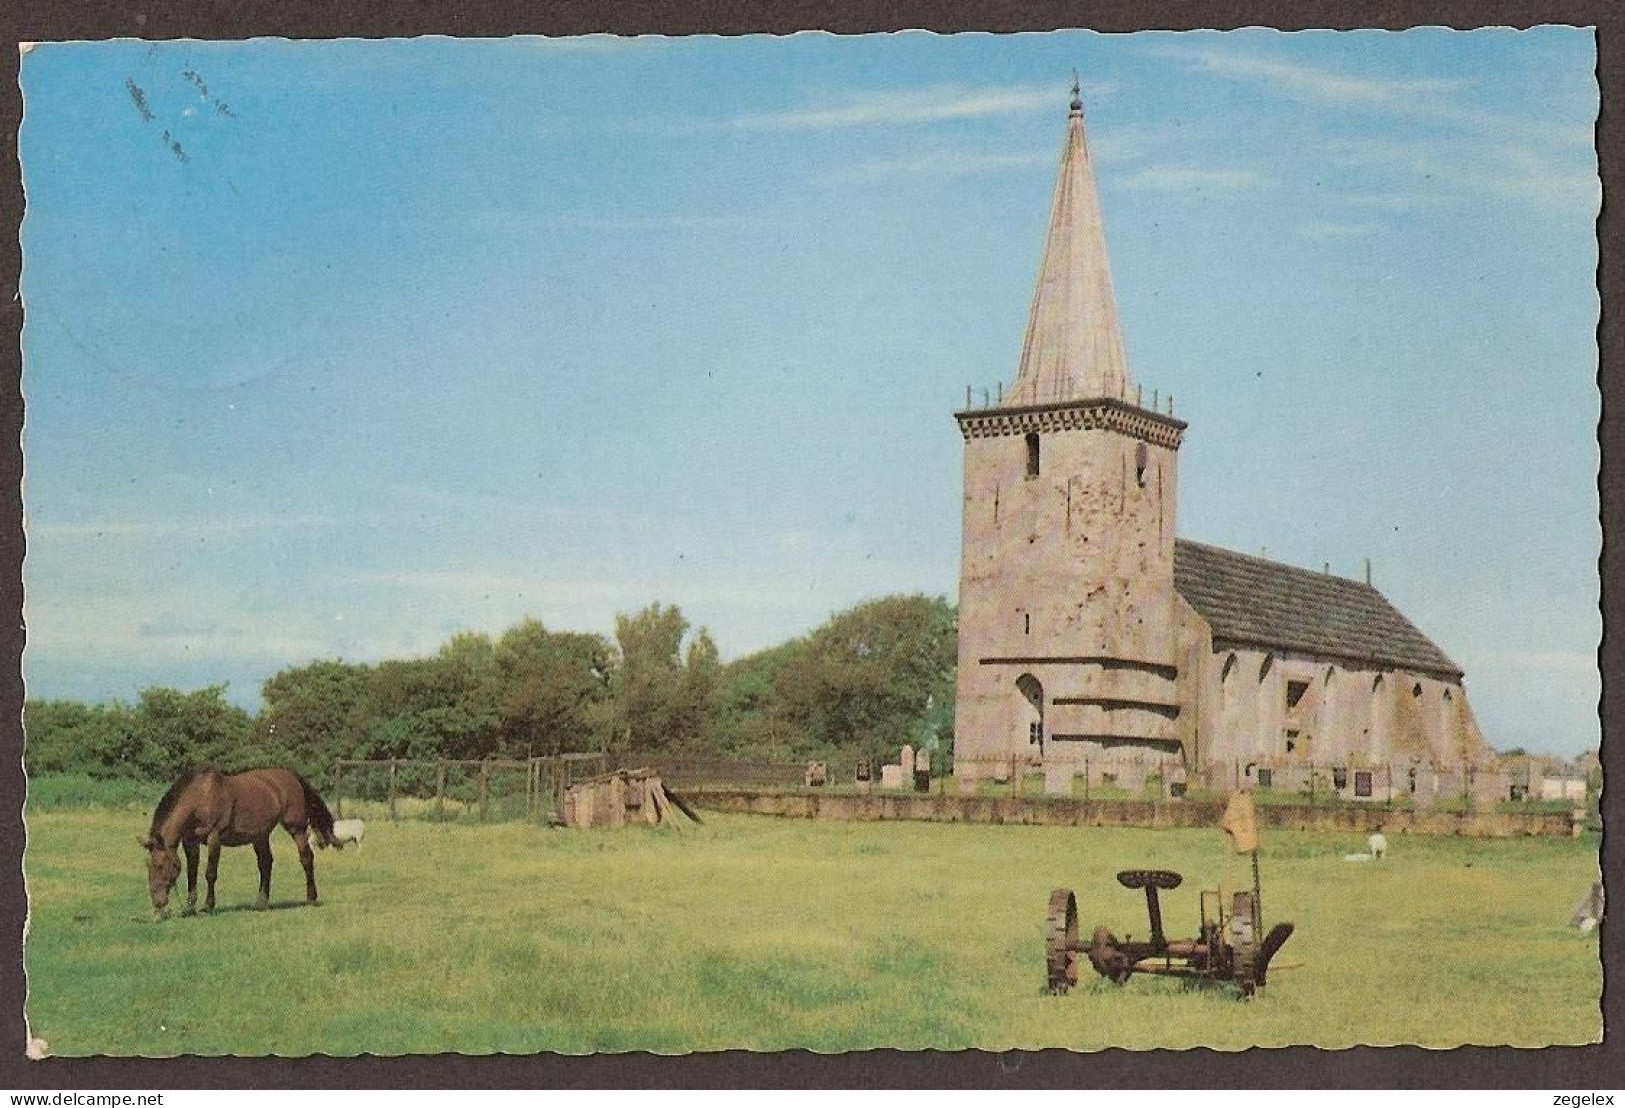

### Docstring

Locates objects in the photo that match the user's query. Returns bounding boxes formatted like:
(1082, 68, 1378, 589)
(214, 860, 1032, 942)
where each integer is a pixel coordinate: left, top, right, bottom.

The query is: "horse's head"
(139, 836, 180, 913)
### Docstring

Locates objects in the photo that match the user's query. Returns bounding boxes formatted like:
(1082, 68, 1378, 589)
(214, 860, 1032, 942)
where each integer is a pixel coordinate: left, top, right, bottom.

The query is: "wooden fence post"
(479, 760, 490, 823)
(435, 760, 446, 822)
(332, 762, 343, 819)
(388, 758, 398, 822)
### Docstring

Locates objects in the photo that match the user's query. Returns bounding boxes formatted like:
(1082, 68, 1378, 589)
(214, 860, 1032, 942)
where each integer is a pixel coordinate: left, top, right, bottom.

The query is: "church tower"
(953, 81, 1188, 776)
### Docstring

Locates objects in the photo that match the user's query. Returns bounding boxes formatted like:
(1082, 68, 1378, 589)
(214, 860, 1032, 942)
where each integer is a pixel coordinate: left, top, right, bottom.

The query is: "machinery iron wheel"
(1044, 888, 1079, 993)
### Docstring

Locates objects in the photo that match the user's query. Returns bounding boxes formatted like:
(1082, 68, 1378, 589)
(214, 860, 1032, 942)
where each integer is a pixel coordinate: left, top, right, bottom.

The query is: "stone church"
(953, 85, 1491, 785)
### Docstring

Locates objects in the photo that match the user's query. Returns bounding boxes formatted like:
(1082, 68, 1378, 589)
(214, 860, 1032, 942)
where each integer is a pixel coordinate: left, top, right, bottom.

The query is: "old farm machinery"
(1044, 792, 1295, 998)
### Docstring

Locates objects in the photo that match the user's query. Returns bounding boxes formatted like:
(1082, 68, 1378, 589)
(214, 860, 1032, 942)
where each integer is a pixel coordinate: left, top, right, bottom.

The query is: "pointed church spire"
(1007, 78, 1133, 407)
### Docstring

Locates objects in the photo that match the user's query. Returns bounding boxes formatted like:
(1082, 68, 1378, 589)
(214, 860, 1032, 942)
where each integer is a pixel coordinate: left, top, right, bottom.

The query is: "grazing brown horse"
(141, 767, 340, 917)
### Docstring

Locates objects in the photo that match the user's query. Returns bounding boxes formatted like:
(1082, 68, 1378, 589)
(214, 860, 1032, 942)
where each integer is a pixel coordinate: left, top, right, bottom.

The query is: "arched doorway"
(1016, 673, 1045, 755)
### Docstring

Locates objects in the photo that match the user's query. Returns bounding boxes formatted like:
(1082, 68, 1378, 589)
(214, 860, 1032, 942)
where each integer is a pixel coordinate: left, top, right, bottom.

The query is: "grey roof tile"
(1173, 539, 1462, 679)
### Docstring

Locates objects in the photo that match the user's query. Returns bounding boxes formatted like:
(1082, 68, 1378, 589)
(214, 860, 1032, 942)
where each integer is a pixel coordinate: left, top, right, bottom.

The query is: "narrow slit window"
(1025, 432, 1040, 478)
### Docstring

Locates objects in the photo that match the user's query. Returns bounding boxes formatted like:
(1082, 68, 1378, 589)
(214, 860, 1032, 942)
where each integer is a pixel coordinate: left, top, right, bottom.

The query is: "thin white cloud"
(1323, 135, 1599, 215)
(535, 213, 772, 232)
(25, 588, 451, 669)
(24, 609, 340, 664)
(25, 514, 333, 540)
(1322, 188, 1456, 213)
(1087, 122, 1199, 164)
(372, 480, 665, 535)
(344, 569, 825, 615)
(1160, 45, 1466, 107)
(1116, 166, 1266, 193)
(828, 149, 1054, 182)
(1298, 219, 1383, 239)
(1152, 42, 1595, 153)
(1463, 648, 1600, 676)
(731, 82, 1100, 132)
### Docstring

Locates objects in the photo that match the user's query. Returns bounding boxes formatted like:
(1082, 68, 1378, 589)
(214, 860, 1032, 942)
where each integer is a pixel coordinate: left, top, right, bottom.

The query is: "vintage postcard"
(16, 28, 1602, 1057)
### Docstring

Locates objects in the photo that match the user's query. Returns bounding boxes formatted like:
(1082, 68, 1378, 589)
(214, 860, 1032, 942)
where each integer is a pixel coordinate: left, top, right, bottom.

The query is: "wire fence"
(331, 754, 608, 824)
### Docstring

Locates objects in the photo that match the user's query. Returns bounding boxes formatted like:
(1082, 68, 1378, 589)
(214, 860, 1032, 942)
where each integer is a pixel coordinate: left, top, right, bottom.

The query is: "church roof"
(1006, 80, 1133, 408)
(1172, 539, 1463, 680)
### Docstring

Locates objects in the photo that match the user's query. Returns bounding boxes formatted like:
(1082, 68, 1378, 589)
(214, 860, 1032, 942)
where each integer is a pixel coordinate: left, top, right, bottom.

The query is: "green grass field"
(24, 803, 1601, 1055)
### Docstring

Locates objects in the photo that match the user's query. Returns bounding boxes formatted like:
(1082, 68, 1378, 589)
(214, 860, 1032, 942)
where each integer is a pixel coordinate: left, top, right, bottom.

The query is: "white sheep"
(329, 818, 366, 850)
(1368, 832, 1387, 860)
(1572, 879, 1604, 933)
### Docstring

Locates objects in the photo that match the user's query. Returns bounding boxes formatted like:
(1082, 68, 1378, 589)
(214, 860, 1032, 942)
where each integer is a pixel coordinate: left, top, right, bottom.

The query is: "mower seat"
(1117, 869, 1183, 890)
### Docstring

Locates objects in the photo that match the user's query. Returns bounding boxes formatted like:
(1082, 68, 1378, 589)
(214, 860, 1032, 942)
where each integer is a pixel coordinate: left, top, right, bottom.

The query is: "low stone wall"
(679, 786, 1578, 838)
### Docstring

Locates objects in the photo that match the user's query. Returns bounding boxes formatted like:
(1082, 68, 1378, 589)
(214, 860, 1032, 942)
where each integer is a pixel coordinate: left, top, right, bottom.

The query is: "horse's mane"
(148, 766, 217, 838)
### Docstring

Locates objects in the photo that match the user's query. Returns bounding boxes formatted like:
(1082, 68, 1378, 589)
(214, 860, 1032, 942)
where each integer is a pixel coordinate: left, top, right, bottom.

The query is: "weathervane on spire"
(1070, 69, 1082, 113)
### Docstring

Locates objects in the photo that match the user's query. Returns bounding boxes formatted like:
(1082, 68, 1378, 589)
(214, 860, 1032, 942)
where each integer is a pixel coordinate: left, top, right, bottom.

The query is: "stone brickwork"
(1182, 639, 1490, 772)
(683, 786, 1578, 838)
(951, 89, 1492, 781)
(954, 407, 1186, 770)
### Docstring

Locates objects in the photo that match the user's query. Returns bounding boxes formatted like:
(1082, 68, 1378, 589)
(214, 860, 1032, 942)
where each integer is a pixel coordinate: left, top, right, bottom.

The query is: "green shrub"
(26, 773, 163, 812)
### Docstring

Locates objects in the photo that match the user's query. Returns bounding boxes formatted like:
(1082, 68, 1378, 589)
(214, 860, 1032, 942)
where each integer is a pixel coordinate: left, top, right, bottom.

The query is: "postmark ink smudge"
(160, 129, 189, 163)
(183, 66, 236, 119)
(125, 78, 154, 122)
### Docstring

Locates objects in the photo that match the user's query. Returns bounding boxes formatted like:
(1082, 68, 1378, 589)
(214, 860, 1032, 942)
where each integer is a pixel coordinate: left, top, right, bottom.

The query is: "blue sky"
(19, 29, 1600, 755)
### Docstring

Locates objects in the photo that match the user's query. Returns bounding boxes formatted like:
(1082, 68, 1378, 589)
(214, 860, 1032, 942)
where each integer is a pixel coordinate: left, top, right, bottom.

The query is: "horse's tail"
(298, 772, 340, 849)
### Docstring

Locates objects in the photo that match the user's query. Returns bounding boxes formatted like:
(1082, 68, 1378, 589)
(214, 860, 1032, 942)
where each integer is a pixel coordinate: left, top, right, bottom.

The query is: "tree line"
(25, 594, 957, 782)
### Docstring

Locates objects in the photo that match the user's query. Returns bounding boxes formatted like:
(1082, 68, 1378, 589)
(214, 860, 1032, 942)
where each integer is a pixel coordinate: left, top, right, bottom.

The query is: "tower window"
(1412, 682, 1423, 698)
(1286, 680, 1309, 709)
(1023, 612, 1030, 635)
(1259, 654, 1275, 683)
(1017, 673, 1044, 755)
(1135, 442, 1148, 487)
(1025, 432, 1040, 478)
